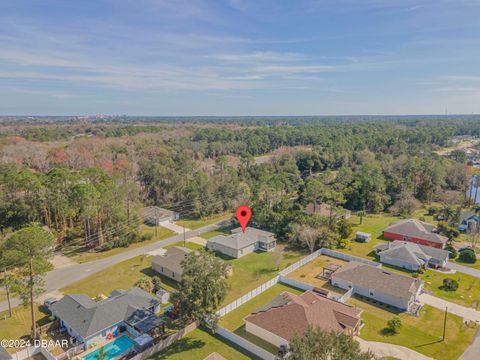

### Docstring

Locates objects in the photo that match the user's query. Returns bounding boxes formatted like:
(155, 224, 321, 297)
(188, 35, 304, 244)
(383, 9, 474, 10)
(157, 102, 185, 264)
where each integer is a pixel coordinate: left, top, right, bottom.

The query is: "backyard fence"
(337, 287, 354, 303)
(279, 249, 323, 276)
(278, 275, 313, 291)
(215, 327, 276, 360)
(320, 249, 381, 267)
(9, 346, 40, 360)
(216, 277, 279, 317)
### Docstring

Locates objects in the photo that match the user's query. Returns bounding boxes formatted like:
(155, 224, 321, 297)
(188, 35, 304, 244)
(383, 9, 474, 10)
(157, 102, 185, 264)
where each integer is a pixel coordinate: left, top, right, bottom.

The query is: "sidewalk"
(419, 293, 480, 323)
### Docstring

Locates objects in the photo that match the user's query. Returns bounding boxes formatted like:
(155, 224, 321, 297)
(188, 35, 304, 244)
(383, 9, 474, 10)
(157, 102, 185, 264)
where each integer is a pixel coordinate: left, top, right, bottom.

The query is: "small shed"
(355, 231, 371, 243)
(156, 288, 170, 304)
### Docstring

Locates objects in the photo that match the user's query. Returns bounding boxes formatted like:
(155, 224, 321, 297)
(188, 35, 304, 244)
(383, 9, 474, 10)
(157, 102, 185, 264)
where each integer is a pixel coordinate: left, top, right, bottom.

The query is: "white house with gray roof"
(375, 241, 449, 271)
(50, 287, 160, 346)
(330, 261, 423, 311)
(207, 227, 277, 258)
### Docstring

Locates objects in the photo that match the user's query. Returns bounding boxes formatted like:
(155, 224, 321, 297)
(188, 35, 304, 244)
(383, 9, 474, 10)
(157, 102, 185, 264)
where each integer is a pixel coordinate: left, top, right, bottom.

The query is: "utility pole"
(442, 307, 448, 341)
(183, 226, 186, 247)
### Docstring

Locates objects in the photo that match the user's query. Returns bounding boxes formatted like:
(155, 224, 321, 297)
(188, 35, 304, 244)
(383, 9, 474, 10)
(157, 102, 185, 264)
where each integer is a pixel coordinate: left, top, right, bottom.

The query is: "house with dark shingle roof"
(458, 211, 480, 233)
(330, 262, 423, 311)
(244, 291, 362, 348)
(375, 240, 449, 271)
(383, 219, 448, 249)
(50, 287, 160, 346)
(151, 246, 191, 281)
(206, 227, 277, 258)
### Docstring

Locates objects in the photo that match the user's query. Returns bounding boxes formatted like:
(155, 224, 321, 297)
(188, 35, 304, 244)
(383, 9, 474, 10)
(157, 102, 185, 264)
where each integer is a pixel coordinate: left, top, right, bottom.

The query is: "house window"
(369, 289, 375, 296)
(348, 282, 353, 289)
(172, 272, 175, 278)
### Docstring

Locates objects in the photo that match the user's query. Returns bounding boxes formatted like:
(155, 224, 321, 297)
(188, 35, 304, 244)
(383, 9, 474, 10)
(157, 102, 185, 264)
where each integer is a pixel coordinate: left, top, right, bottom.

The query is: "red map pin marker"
(235, 206, 252, 233)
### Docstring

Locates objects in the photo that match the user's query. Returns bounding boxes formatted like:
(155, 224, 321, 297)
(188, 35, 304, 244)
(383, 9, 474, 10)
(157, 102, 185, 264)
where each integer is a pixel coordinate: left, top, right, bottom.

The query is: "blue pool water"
(84, 336, 135, 360)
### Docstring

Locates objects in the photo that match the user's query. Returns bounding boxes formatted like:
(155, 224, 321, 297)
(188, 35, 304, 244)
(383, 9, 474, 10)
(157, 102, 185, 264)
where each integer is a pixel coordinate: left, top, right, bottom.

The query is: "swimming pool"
(83, 336, 135, 360)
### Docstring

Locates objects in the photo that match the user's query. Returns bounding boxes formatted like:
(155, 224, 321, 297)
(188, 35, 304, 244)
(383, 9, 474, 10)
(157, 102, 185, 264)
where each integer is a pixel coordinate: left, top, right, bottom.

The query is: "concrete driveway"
(419, 293, 480, 323)
(448, 262, 480, 278)
(460, 330, 480, 360)
(159, 221, 190, 234)
(356, 338, 434, 360)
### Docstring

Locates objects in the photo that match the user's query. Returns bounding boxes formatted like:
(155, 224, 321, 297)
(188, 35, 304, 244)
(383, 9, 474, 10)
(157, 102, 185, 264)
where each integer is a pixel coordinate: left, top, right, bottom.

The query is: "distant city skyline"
(1, 0, 479, 115)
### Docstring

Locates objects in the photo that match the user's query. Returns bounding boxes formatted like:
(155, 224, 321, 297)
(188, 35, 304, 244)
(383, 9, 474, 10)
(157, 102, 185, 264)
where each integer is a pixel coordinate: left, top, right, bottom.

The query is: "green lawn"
(201, 224, 236, 239)
(176, 213, 232, 230)
(422, 270, 480, 308)
(349, 296, 477, 360)
(0, 289, 6, 303)
(150, 328, 258, 359)
(0, 305, 50, 348)
(60, 254, 178, 296)
(453, 257, 480, 270)
(164, 241, 205, 251)
(220, 246, 307, 304)
(62, 225, 176, 263)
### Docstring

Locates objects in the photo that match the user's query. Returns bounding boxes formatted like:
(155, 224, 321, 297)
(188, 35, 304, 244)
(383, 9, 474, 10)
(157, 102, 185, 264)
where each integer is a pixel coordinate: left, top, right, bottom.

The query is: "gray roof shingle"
(152, 246, 191, 275)
(332, 261, 422, 300)
(375, 241, 449, 266)
(208, 227, 276, 250)
(51, 287, 159, 339)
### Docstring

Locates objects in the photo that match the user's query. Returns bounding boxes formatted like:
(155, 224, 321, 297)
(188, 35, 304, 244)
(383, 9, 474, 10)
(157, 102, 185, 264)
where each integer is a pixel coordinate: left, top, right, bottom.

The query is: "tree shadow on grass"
(151, 338, 205, 359)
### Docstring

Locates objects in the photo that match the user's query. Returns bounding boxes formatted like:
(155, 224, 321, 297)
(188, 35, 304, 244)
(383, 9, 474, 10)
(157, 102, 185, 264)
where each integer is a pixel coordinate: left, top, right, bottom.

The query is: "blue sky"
(0, 0, 479, 115)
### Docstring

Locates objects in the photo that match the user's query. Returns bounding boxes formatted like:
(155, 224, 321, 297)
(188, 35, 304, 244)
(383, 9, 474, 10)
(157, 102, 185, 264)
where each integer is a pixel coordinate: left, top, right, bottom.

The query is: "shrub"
(442, 278, 459, 291)
(387, 317, 402, 334)
(445, 244, 458, 259)
(152, 276, 163, 292)
(135, 277, 154, 293)
(459, 249, 477, 264)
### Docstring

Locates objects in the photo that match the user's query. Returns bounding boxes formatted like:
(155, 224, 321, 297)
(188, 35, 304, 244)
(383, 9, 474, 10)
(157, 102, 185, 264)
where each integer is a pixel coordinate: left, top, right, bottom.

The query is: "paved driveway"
(460, 330, 480, 360)
(448, 262, 480, 278)
(419, 293, 480, 323)
(356, 338, 434, 360)
(159, 220, 190, 234)
(0, 220, 229, 312)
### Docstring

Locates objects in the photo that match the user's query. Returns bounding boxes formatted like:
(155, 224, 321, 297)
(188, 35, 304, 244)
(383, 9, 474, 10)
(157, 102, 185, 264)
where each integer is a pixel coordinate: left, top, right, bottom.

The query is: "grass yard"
(219, 283, 304, 354)
(61, 254, 179, 296)
(221, 246, 307, 304)
(0, 305, 50, 350)
(200, 224, 236, 239)
(286, 255, 348, 294)
(0, 289, 6, 303)
(164, 241, 205, 251)
(150, 328, 258, 360)
(63, 225, 175, 263)
(349, 295, 477, 360)
(422, 270, 480, 308)
(176, 213, 232, 230)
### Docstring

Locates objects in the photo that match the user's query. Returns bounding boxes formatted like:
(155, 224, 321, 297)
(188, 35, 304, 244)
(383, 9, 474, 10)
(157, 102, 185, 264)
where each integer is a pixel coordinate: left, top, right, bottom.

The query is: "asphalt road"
(0, 221, 228, 312)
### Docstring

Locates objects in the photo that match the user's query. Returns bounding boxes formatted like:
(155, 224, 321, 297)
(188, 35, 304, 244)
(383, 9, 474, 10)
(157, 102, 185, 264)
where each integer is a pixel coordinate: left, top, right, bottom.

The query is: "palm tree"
(96, 347, 110, 360)
(356, 211, 366, 225)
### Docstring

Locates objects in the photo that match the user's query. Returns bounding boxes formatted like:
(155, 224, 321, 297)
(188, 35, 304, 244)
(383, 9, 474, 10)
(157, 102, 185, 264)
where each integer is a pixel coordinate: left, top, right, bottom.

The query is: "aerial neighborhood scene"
(1, 1, 480, 360)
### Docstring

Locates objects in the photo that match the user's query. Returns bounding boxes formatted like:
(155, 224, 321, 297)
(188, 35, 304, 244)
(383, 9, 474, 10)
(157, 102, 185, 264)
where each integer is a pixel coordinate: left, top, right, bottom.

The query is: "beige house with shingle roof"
(244, 291, 362, 348)
(151, 246, 191, 281)
(331, 261, 423, 311)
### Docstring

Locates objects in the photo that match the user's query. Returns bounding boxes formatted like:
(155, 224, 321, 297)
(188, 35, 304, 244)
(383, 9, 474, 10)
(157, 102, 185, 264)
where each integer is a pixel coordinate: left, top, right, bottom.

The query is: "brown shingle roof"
(384, 219, 448, 245)
(332, 261, 422, 299)
(244, 291, 362, 341)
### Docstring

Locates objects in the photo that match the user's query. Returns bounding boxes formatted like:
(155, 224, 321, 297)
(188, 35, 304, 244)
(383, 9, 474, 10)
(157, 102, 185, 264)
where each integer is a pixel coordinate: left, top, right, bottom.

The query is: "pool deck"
(80, 334, 135, 360)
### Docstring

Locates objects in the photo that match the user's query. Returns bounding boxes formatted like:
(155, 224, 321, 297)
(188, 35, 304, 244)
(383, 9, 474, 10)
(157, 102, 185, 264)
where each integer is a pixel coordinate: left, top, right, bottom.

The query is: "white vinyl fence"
(278, 275, 313, 291)
(216, 277, 279, 317)
(320, 249, 381, 267)
(216, 327, 276, 360)
(338, 287, 354, 303)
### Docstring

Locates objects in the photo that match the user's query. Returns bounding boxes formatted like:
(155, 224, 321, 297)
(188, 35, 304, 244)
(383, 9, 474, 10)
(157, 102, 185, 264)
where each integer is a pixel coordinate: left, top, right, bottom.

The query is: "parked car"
(44, 298, 58, 310)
